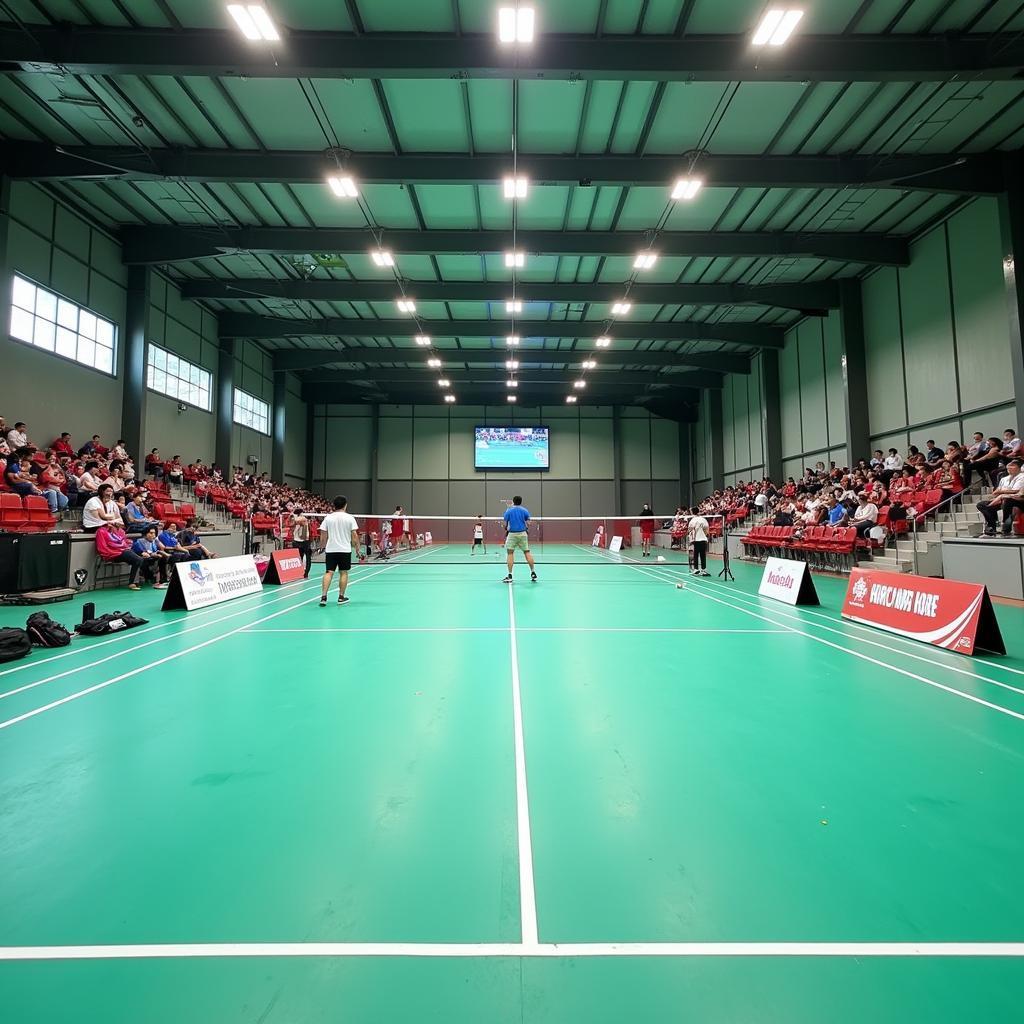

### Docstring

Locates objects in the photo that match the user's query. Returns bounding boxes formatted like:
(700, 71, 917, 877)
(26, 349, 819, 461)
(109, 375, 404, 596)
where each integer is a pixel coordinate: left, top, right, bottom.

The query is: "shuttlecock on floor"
(656, 555, 666, 562)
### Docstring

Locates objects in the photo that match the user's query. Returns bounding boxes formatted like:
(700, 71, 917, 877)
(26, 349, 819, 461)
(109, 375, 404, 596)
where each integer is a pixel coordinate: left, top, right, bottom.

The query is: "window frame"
(232, 386, 271, 436)
(145, 342, 213, 413)
(8, 273, 118, 378)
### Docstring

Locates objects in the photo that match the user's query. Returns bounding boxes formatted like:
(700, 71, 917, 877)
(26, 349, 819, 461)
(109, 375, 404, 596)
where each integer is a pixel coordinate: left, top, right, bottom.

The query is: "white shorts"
(505, 531, 529, 552)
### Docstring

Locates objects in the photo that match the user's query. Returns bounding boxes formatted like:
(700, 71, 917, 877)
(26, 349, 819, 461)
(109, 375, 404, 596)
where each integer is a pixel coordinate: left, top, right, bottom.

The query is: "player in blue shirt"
(502, 495, 538, 583)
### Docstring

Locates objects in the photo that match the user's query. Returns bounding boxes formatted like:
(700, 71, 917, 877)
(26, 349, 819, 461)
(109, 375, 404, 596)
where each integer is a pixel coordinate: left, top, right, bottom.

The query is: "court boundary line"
(0, 546, 444, 731)
(2, 941, 1023, 960)
(578, 547, 1024, 724)
(508, 584, 539, 945)
(242, 627, 792, 634)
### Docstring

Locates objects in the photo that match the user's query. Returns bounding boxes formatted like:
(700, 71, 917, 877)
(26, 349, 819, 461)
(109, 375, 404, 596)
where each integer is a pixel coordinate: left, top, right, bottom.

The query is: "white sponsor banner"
(609, 535, 623, 553)
(163, 554, 263, 611)
(758, 556, 815, 606)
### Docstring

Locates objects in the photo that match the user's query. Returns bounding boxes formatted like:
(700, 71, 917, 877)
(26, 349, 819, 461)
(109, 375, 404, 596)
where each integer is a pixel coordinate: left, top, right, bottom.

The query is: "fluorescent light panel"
(327, 175, 358, 198)
(506, 300, 523, 313)
(428, 357, 441, 367)
(595, 336, 611, 347)
(582, 359, 596, 369)
(498, 6, 534, 43)
(573, 380, 586, 389)
(611, 302, 631, 315)
(671, 177, 703, 201)
(227, 4, 279, 41)
(633, 253, 657, 270)
(506, 359, 519, 369)
(506, 379, 518, 388)
(752, 9, 803, 46)
(397, 298, 416, 312)
(371, 250, 394, 267)
(444, 394, 456, 403)
(504, 251, 525, 268)
(566, 395, 578, 404)
(503, 176, 528, 199)
(438, 378, 450, 387)
(507, 395, 517, 402)
(507, 334, 521, 346)
(415, 335, 431, 346)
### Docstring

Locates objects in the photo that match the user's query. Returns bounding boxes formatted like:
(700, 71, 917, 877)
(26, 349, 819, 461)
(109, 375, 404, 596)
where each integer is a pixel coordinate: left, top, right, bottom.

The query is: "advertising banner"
(841, 568, 1005, 656)
(264, 548, 305, 586)
(161, 555, 263, 611)
(758, 557, 820, 606)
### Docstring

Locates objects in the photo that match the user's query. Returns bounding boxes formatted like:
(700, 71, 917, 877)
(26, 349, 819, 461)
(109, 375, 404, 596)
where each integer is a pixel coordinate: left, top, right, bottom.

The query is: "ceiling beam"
(182, 277, 838, 312)
(2, 143, 1002, 195)
(272, 347, 751, 374)
(218, 313, 785, 348)
(1, 27, 1021, 83)
(125, 226, 909, 267)
(298, 369, 720, 388)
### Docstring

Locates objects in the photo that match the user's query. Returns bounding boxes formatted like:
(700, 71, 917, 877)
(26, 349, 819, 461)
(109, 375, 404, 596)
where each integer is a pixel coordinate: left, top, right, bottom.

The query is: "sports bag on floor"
(0, 627, 32, 663)
(26, 611, 73, 648)
(75, 610, 149, 636)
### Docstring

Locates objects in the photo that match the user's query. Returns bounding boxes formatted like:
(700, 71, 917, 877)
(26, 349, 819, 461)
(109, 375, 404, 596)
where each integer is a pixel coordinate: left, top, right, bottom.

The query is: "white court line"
(0, 579, 326, 701)
(2, 941, 1023, 960)
(0, 547, 441, 732)
(508, 584, 538, 946)
(243, 627, 790, 634)
(585, 547, 1024, 725)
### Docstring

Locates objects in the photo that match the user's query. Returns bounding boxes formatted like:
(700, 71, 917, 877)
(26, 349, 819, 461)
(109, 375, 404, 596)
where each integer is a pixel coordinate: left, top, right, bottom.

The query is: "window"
(233, 387, 270, 435)
(9, 274, 116, 376)
(146, 343, 212, 411)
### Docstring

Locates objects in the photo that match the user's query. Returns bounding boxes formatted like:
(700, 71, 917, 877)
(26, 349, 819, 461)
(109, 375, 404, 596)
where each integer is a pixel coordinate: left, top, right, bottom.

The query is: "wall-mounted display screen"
(474, 426, 550, 470)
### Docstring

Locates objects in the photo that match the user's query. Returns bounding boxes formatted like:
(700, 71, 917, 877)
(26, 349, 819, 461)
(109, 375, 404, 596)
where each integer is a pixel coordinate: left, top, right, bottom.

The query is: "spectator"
(110, 439, 128, 461)
(933, 460, 963, 503)
(977, 460, 1024, 537)
(37, 452, 70, 514)
(177, 518, 217, 559)
(145, 448, 163, 478)
(1002, 428, 1022, 465)
(964, 432, 989, 487)
(851, 493, 879, 538)
(869, 449, 884, 471)
(76, 460, 102, 504)
(881, 448, 903, 483)
(82, 483, 120, 533)
(77, 434, 104, 458)
(826, 495, 848, 526)
(101, 461, 128, 495)
(4, 456, 43, 498)
(6, 422, 29, 450)
(157, 521, 191, 562)
(167, 455, 184, 485)
(124, 493, 159, 532)
(131, 527, 171, 587)
(52, 432, 75, 457)
(972, 438, 1005, 488)
(924, 440, 944, 464)
(95, 521, 150, 591)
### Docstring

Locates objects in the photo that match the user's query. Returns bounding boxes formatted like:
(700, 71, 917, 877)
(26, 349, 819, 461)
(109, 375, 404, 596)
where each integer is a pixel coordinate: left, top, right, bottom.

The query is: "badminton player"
(639, 502, 655, 557)
(318, 495, 360, 606)
(470, 515, 486, 555)
(502, 496, 537, 583)
(688, 508, 710, 576)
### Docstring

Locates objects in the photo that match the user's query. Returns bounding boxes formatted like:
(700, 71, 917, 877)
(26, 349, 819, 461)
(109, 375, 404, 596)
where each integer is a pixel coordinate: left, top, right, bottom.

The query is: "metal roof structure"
(2, 0, 1023, 411)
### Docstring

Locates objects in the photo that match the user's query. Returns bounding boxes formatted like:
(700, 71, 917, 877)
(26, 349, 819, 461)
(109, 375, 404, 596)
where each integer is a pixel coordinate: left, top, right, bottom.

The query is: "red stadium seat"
(23, 495, 57, 533)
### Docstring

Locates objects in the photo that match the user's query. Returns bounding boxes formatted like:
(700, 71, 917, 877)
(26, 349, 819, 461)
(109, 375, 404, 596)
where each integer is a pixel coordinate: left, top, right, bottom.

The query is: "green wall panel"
(412, 416, 450, 478)
(579, 417, 615, 478)
(323, 415, 373, 479)
(899, 228, 958, 427)
(650, 416, 679, 479)
(548, 420, 580, 480)
(721, 377, 736, 473)
(378, 416, 413, 478)
(779, 328, 802, 459)
(863, 267, 906, 435)
(749, 354, 764, 468)
(948, 200, 1015, 413)
(620, 417, 651, 477)
(823, 309, 846, 448)
(448, 417, 477, 479)
(798, 319, 827, 454)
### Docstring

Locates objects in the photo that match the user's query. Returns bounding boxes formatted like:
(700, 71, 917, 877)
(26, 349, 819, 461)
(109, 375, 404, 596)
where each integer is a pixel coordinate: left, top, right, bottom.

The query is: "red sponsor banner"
(841, 568, 1005, 656)
(264, 548, 305, 586)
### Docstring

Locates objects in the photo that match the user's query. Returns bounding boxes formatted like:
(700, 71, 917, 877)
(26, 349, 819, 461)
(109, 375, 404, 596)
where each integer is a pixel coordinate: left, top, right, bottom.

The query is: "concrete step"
(865, 555, 914, 574)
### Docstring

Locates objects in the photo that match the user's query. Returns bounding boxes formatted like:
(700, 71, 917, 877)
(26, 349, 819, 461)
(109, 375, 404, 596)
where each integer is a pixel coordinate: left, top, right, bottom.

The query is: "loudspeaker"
(17, 533, 70, 591)
(0, 535, 20, 592)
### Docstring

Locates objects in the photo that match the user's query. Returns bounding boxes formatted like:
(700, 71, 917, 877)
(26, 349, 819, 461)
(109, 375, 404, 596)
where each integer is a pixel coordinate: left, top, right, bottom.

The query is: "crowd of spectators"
(694, 427, 1022, 541)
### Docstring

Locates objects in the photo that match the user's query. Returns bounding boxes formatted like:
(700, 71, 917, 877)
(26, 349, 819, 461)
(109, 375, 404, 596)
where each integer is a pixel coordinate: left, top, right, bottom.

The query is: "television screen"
(474, 426, 550, 471)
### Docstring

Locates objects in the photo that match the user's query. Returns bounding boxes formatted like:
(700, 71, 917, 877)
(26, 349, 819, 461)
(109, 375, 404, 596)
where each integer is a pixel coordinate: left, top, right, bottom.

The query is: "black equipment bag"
(75, 610, 149, 636)
(26, 611, 73, 648)
(0, 627, 32, 663)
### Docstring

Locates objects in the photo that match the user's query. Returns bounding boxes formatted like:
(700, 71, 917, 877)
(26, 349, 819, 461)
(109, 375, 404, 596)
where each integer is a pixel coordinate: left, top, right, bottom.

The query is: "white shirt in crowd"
(688, 516, 709, 543)
(82, 496, 117, 529)
(1005, 436, 1022, 455)
(320, 510, 359, 553)
(7, 428, 28, 448)
(883, 454, 903, 471)
(853, 501, 879, 524)
(996, 472, 1024, 495)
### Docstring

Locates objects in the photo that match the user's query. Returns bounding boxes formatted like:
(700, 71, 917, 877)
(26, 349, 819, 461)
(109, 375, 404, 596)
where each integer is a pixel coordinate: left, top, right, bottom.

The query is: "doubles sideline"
(0, 545, 444, 732)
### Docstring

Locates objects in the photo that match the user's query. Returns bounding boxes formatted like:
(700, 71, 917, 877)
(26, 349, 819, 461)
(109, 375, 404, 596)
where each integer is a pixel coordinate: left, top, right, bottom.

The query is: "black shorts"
(325, 552, 352, 572)
(472, 537, 483, 546)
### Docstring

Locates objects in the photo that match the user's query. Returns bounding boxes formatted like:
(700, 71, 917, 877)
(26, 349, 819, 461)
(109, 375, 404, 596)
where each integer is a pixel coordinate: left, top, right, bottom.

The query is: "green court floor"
(2, 544, 1024, 1022)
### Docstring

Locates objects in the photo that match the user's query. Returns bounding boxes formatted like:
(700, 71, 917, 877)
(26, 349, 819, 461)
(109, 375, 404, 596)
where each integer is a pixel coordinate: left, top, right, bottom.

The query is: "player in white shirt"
(317, 495, 360, 606)
(688, 509, 710, 576)
(470, 515, 486, 555)
(977, 459, 1024, 537)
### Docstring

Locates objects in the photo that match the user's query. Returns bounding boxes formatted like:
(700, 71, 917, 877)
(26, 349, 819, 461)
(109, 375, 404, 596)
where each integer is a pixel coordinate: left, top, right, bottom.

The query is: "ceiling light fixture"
(371, 250, 394, 267)
(752, 8, 804, 47)
(504, 251, 526, 268)
(444, 394, 456, 403)
(506, 359, 519, 369)
(671, 177, 703, 201)
(506, 299, 523, 313)
(498, 6, 535, 44)
(611, 302, 631, 315)
(397, 298, 416, 313)
(226, 4, 280, 41)
(428, 357, 441, 368)
(507, 394, 517, 403)
(595, 336, 611, 348)
(582, 359, 596, 369)
(507, 334, 521, 346)
(503, 176, 529, 199)
(573, 380, 586, 389)
(633, 253, 657, 270)
(438, 378, 450, 387)
(415, 335, 431, 346)
(327, 175, 358, 198)
(507, 379, 518, 388)
(566, 395, 578, 404)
